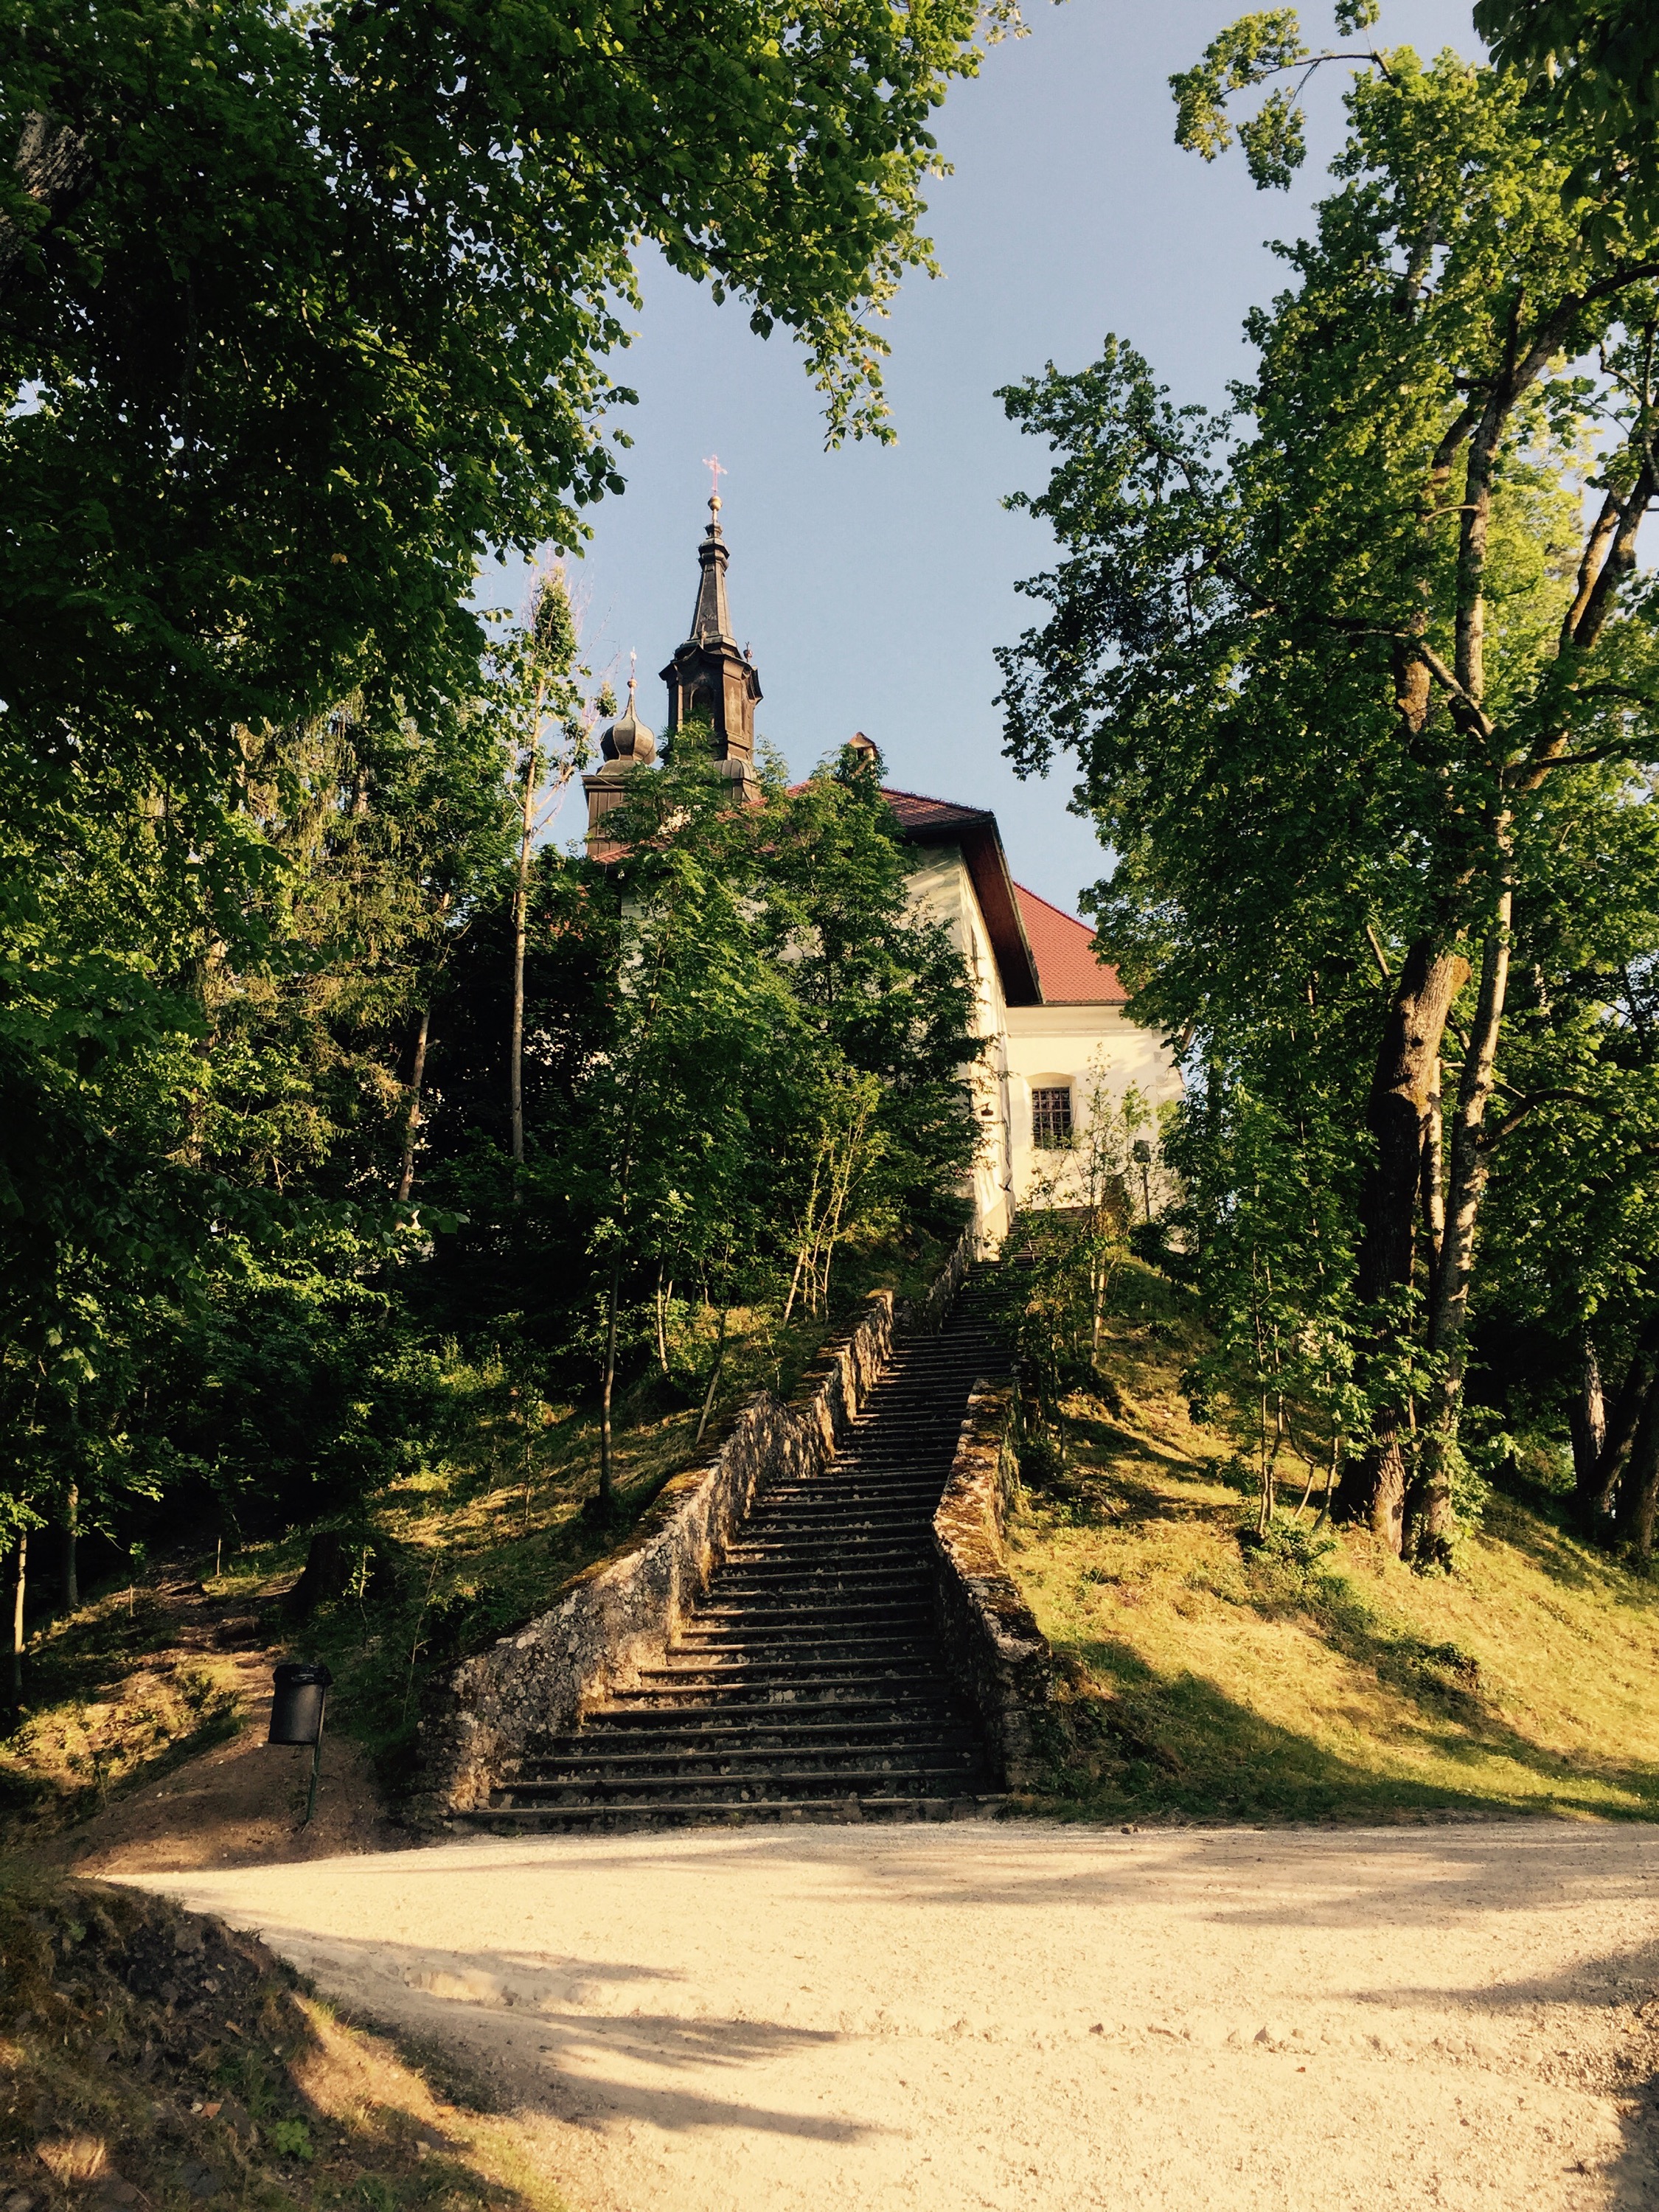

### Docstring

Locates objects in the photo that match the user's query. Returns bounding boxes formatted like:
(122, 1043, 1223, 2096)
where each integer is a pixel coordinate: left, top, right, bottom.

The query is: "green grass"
(1007, 1258, 1659, 1825)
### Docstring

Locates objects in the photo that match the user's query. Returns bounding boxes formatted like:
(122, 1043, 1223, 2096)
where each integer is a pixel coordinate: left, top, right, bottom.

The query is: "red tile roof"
(880, 787, 994, 838)
(1013, 883, 1127, 1004)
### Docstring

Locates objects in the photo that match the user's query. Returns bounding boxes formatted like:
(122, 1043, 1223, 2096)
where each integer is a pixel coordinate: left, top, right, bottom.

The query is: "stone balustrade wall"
(930, 1382, 1054, 1790)
(417, 1289, 901, 1818)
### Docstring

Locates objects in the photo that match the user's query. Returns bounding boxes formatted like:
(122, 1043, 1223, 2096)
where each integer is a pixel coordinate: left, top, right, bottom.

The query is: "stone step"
(719, 1545, 928, 1569)
(495, 1758, 983, 1806)
(745, 1505, 939, 1524)
(670, 1641, 933, 1667)
(489, 1266, 1015, 1832)
(710, 1580, 929, 1604)
(765, 1467, 947, 1484)
(735, 1523, 932, 1544)
(751, 1483, 942, 1503)
(742, 1502, 936, 1525)
(460, 1793, 1009, 1833)
(602, 1679, 958, 1711)
(692, 1593, 930, 1622)
(674, 1615, 930, 1643)
(513, 1742, 981, 1787)
(630, 1656, 947, 1689)
(536, 1714, 972, 1754)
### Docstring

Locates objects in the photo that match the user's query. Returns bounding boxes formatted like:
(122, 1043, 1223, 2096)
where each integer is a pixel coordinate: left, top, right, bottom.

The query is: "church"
(582, 495, 1181, 1244)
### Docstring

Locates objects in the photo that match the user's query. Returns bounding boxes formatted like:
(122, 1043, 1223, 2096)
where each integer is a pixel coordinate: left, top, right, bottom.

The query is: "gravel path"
(131, 1818, 1659, 2211)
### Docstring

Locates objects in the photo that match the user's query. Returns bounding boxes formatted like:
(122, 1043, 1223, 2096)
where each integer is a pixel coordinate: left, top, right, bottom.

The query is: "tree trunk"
(1581, 1318, 1659, 1534)
(0, 114, 94, 296)
(1569, 1335, 1607, 1504)
(9, 1531, 24, 1710)
(1615, 1372, 1659, 1559)
(397, 1001, 433, 1203)
(285, 1529, 349, 1621)
(1354, 941, 1471, 1310)
(695, 1308, 730, 1447)
(1336, 939, 1470, 1543)
(1420, 1055, 1445, 1292)
(509, 696, 545, 1184)
(61, 1484, 78, 1610)
(597, 1257, 621, 1507)
(1410, 869, 1513, 1568)
(1349, 1419, 1411, 1554)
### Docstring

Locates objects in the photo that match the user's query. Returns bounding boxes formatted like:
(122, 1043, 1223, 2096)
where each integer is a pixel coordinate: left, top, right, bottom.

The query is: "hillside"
(10, 1241, 1659, 1872)
(1007, 1259, 1659, 1824)
(0, 1239, 953, 1868)
(0, 1873, 572, 2212)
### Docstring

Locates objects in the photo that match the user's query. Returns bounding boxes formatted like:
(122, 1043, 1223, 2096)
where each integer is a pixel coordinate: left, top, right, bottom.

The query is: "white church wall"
(1004, 1004, 1180, 1208)
(902, 844, 1014, 1244)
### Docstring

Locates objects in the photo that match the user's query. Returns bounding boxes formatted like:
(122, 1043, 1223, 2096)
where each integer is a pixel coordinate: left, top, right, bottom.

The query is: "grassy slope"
(1008, 1259, 1659, 1824)
(1, 1874, 571, 2212)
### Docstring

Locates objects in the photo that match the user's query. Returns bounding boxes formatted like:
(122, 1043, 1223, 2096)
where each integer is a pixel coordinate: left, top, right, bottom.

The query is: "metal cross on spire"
(702, 452, 727, 512)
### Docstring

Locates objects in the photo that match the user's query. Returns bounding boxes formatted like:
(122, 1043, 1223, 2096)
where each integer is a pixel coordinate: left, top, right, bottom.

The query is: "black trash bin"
(268, 1660, 333, 1745)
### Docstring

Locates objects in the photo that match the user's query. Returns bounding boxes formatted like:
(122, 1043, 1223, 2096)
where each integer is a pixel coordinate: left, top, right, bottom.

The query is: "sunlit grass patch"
(1008, 1259, 1659, 1825)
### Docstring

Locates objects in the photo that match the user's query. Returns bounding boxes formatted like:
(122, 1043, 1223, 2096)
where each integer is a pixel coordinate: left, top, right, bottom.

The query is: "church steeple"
(689, 504, 736, 646)
(660, 474, 762, 789)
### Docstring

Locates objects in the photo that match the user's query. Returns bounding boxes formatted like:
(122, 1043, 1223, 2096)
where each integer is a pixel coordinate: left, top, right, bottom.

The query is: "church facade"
(584, 498, 1182, 1244)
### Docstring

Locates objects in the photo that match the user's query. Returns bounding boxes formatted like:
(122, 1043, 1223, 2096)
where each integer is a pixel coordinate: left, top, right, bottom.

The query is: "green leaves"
(1473, 0, 1659, 254)
(1001, 27, 1659, 1543)
(1170, 10, 1308, 180)
(1237, 86, 1308, 190)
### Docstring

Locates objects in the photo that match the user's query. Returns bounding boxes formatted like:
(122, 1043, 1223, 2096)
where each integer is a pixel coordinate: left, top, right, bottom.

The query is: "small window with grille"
(1031, 1085, 1074, 1148)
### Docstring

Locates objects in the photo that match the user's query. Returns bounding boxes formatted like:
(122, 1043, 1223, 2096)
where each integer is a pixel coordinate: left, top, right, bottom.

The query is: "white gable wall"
(1004, 1003, 1181, 1213)
(902, 844, 1015, 1239)
(903, 844, 1182, 1244)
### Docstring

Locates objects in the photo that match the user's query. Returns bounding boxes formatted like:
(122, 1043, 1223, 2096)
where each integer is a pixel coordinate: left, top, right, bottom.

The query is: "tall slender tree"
(998, 24, 1659, 1562)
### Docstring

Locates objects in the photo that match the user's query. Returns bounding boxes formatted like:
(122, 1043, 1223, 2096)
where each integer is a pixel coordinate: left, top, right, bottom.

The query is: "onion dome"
(600, 675, 656, 767)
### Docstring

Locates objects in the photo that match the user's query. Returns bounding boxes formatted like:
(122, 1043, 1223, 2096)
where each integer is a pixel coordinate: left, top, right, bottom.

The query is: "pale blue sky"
(540, 0, 1476, 912)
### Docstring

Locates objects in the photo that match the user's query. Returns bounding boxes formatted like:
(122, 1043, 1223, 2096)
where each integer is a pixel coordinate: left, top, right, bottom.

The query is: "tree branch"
(1404, 640, 1497, 742)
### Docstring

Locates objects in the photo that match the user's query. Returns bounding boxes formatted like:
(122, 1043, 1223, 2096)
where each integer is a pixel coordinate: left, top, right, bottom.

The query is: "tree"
(1, 0, 1016, 866)
(581, 735, 809, 1509)
(757, 740, 982, 1254)
(997, 24, 1659, 1565)
(1, 0, 1020, 1573)
(1472, 0, 1659, 248)
(489, 568, 594, 1183)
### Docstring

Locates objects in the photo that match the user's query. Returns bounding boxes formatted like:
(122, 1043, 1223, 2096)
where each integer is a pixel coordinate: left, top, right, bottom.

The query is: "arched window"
(1031, 1085, 1074, 1148)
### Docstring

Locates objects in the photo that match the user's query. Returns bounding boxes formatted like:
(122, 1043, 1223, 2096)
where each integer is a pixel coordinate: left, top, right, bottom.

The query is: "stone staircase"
(481, 1265, 1011, 1830)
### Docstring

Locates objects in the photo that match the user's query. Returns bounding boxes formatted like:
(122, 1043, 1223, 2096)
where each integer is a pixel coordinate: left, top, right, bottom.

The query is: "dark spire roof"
(689, 495, 736, 646)
(661, 490, 761, 772)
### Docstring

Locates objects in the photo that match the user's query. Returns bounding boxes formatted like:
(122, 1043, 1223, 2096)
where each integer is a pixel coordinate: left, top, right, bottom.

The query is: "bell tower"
(660, 466, 762, 793)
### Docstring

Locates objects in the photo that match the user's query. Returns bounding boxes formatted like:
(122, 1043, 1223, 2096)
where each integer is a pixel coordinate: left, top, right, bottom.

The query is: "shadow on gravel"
(241, 1924, 877, 2145)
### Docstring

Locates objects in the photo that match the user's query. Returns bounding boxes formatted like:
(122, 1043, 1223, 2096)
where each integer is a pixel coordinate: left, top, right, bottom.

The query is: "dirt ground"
(123, 1818, 1659, 2211)
(33, 1652, 402, 1878)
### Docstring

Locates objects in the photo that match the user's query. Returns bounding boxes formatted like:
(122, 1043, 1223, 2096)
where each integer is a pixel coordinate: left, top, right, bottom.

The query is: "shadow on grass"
(0, 1874, 576, 2212)
(1035, 1624, 1659, 1826)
